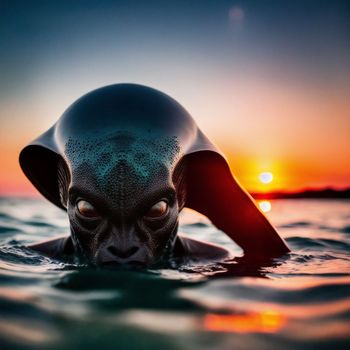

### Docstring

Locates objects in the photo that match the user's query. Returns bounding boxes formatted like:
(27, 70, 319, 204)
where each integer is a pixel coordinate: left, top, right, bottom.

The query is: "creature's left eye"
(76, 200, 100, 219)
(144, 200, 168, 220)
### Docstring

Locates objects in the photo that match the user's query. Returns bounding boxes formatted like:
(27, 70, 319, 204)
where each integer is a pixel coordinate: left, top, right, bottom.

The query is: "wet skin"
(28, 153, 290, 266)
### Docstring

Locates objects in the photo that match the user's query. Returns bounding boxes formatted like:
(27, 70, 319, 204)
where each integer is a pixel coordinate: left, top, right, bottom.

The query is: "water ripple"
(0, 198, 349, 350)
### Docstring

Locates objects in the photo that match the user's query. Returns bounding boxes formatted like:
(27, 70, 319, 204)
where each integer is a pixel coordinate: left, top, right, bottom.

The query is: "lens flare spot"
(259, 200, 271, 212)
(229, 6, 245, 22)
(259, 172, 273, 184)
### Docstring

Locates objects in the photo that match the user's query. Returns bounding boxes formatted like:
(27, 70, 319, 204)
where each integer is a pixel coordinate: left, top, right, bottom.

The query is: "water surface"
(0, 197, 349, 349)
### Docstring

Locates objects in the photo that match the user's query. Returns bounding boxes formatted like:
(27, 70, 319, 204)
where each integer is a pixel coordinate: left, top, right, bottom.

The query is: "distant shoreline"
(251, 188, 350, 199)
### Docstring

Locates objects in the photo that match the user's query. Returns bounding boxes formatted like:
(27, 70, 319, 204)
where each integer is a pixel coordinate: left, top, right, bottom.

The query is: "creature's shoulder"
(177, 233, 232, 261)
(28, 236, 73, 258)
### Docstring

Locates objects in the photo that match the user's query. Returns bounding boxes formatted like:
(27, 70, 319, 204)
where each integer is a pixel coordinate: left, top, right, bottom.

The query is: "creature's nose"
(107, 245, 139, 259)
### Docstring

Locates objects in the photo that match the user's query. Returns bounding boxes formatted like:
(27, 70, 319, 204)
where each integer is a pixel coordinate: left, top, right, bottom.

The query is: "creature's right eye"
(76, 200, 100, 219)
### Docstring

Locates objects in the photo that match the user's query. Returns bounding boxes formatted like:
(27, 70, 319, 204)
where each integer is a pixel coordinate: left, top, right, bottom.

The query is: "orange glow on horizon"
(203, 311, 286, 333)
(221, 147, 350, 193)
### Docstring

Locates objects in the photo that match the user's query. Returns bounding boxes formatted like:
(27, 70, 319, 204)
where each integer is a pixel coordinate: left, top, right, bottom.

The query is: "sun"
(259, 172, 273, 184)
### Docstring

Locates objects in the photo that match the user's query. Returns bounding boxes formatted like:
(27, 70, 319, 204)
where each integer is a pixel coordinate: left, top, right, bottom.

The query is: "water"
(0, 197, 349, 350)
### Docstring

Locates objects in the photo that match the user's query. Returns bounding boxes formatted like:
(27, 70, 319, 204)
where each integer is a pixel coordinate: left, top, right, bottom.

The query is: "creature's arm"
(185, 153, 290, 259)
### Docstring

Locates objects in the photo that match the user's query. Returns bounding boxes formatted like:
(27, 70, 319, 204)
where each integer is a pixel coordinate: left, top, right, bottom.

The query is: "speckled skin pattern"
(58, 131, 185, 267)
(64, 131, 180, 198)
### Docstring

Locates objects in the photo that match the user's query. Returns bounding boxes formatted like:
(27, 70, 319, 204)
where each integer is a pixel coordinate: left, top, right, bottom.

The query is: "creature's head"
(19, 84, 227, 267)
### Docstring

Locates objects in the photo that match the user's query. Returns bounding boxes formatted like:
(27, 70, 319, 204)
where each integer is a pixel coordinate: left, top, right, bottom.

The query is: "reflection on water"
(259, 200, 272, 212)
(203, 311, 286, 333)
(0, 197, 350, 350)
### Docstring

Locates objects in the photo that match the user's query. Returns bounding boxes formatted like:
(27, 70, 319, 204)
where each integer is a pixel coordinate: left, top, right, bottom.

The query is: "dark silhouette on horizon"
(251, 187, 350, 200)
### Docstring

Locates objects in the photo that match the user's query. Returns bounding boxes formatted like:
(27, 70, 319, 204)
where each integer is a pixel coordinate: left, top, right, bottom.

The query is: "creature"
(20, 84, 289, 267)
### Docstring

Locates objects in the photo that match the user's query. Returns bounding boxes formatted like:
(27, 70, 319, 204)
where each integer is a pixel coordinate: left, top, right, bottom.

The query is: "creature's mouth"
(100, 260, 147, 269)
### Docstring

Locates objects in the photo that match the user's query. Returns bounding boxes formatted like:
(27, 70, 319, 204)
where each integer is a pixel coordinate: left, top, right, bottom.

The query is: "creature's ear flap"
(19, 144, 65, 210)
(184, 151, 290, 258)
(184, 151, 249, 232)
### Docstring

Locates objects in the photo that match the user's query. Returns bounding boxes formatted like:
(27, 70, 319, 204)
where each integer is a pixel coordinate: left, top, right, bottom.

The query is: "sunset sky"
(1, 0, 349, 195)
